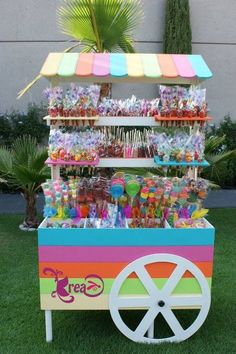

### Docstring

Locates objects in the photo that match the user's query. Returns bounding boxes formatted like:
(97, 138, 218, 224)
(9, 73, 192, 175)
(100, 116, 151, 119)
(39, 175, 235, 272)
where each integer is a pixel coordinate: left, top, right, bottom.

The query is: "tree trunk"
(23, 192, 39, 228)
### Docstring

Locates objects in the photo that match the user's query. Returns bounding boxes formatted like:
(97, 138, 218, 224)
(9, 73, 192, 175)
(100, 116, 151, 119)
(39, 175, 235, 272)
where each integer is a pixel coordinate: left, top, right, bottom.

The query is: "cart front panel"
(38, 221, 215, 310)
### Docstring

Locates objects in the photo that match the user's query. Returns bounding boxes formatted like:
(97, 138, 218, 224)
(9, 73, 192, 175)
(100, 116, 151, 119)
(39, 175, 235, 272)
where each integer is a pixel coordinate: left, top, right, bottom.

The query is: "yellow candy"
(191, 209, 209, 219)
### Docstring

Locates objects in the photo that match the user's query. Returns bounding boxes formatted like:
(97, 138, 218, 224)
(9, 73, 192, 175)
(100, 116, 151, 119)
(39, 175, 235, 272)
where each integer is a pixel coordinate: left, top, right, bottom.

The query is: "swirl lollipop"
(111, 178, 124, 203)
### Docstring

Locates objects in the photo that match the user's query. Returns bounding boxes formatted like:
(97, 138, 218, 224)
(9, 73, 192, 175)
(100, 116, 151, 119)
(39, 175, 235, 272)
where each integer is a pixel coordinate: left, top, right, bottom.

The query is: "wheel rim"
(109, 253, 211, 343)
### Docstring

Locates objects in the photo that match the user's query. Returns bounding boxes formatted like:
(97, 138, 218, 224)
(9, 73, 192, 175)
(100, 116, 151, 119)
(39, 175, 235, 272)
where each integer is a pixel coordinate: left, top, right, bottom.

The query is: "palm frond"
(13, 164, 49, 187)
(17, 74, 42, 100)
(58, 0, 143, 52)
(0, 136, 49, 192)
(204, 135, 226, 154)
(0, 148, 13, 174)
(0, 177, 7, 184)
(206, 150, 236, 165)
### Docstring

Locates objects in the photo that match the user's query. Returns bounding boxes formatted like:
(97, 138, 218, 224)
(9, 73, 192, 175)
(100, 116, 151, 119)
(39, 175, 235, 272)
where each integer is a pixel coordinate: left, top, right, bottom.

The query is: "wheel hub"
(158, 300, 165, 307)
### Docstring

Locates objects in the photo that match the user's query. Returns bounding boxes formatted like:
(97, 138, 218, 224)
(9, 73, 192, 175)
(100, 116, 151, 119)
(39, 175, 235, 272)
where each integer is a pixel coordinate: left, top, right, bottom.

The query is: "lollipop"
(125, 179, 140, 199)
(125, 179, 140, 211)
(111, 178, 125, 202)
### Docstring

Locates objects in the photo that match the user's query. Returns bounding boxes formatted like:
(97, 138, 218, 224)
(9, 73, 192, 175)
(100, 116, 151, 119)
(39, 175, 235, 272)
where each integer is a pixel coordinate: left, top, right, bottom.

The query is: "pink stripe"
(172, 54, 195, 78)
(93, 53, 110, 76)
(38, 246, 214, 263)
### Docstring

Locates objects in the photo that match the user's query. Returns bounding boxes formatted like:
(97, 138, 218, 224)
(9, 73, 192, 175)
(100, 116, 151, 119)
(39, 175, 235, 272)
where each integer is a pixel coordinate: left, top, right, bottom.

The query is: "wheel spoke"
(135, 265, 159, 297)
(161, 264, 186, 296)
(134, 307, 159, 338)
(169, 295, 203, 308)
(116, 296, 152, 309)
(161, 308, 185, 338)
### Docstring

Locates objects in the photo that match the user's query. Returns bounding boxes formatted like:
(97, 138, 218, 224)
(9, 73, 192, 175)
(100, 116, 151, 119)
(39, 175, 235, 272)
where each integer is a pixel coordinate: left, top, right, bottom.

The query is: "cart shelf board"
(45, 157, 157, 168)
(45, 158, 99, 167)
(154, 157, 210, 167)
(155, 116, 212, 122)
(43, 116, 99, 121)
(44, 116, 158, 127)
(40, 53, 212, 84)
(45, 157, 210, 168)
(44, 115, 212, 127)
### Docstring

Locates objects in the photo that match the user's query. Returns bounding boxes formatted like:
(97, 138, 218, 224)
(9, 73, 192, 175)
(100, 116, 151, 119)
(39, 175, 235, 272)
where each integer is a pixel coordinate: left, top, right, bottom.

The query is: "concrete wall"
(0, 0, 235, 123)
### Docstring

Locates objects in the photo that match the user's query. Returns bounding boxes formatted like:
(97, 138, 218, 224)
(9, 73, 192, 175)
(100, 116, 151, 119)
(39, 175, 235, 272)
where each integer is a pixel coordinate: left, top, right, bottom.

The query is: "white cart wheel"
(109, 253, 211, 344)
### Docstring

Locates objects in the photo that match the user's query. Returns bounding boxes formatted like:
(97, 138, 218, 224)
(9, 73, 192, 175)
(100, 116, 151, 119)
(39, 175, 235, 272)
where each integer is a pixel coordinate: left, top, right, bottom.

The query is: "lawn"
(0, 209, 236, 354)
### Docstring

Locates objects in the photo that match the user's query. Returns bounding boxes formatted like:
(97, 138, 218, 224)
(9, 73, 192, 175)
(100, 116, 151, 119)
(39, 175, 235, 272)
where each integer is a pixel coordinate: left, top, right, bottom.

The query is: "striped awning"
(40, 53, 212, 84)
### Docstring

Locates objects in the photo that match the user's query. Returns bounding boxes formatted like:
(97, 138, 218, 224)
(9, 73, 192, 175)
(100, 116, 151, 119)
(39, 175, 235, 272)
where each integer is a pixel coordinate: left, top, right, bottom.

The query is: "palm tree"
(202, 135, 236, 186)
(0, 136, 50, 229)
(17, 0, 144, 99)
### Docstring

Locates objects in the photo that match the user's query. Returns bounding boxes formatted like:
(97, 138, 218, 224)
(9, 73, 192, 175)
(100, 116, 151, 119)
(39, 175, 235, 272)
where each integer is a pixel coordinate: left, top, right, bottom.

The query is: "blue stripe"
(188, 55, 213, 79)
(110, 53, 127, 77)
(38, 227, 215, 246)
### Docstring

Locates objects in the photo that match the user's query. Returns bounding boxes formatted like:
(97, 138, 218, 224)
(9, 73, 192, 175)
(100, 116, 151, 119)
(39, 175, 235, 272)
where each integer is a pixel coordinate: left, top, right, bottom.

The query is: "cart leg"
(147, 322, 154, 339)
(45, 310, 53, 342)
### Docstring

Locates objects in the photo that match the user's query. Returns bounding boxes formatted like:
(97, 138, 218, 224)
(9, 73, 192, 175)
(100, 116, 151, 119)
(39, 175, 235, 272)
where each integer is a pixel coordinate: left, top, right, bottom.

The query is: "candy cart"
(38, 53, 215, 344)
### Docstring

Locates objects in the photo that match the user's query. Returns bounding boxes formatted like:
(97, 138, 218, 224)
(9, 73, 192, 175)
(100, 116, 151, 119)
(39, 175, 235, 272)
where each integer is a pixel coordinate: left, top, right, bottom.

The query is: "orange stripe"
(39, 261, 213, 278)
(76, 53, 94, 76)
(157, 54, 178, 78)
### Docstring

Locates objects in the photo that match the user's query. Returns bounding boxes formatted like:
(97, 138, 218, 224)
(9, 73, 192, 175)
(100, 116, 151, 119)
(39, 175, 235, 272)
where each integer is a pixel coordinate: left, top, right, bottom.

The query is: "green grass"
(0, 210, 236, 354)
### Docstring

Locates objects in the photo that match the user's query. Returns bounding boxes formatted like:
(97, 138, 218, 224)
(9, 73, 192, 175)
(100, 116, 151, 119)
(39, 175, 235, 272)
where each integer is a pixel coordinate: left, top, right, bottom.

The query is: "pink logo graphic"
(43, 268, 104, 303)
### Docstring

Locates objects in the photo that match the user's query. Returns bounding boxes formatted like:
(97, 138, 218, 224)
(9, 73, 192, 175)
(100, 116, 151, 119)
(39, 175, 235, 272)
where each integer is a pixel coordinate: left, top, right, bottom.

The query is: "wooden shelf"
(46, 158, 99, 166)
(155, 115, 212, 122)
(44, 115, 158, 127)
(94, 116, 157, 126)
(98, 158, 156, 168)
(44, 115, 212, 127)
(46, 158, 157, 168)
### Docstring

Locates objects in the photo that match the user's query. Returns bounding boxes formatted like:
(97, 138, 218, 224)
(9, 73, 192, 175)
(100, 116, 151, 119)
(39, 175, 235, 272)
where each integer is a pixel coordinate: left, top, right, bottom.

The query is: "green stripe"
(142, 54, 162, 78)
(58, 53, 79, 76)
(40, 278, 211, 295)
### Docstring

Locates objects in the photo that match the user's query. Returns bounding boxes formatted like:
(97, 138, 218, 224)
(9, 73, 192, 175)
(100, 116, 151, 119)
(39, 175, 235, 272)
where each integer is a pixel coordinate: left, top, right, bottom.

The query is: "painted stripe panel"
(157, 54, 178, 77)
(187, 54, 213, 78)
(76, 52, 94, 76)
(40, 277, 212, 295)
(40, 293, 209, 310)
(38, 246, 214, 263)
(110, 53, 127, 77)
(172, 54, 195, 78)
(39, 261, 213, 278)
(58, 53, 79, 76)
(93, 53, 110, 76)
(40, 293, 109, 310)
(141, 53, 162, 78)
(40, 53, 64, 76)
(38, 228, 215, 246)
(126, 53, 144, 77)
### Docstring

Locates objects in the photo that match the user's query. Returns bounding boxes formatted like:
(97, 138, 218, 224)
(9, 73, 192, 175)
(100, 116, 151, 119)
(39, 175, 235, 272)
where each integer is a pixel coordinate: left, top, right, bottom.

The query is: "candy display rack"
(38, 53, 215, 344)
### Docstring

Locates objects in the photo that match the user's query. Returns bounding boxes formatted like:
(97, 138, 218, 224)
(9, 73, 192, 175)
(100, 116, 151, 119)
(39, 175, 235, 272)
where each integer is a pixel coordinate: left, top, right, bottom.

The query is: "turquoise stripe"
(154, 156, 210, 167)
(110, 53, 127, 77)
(38, 227, 215, 246)
(188, 55, 213, 79)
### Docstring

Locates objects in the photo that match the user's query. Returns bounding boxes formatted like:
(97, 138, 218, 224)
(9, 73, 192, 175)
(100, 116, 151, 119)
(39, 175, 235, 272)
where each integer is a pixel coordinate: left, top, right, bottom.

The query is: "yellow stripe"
(40, 294, 109, 310)
(40, 53, 64, 76)
(40, 294, 203, 311)
(126, 53, 144, 77)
